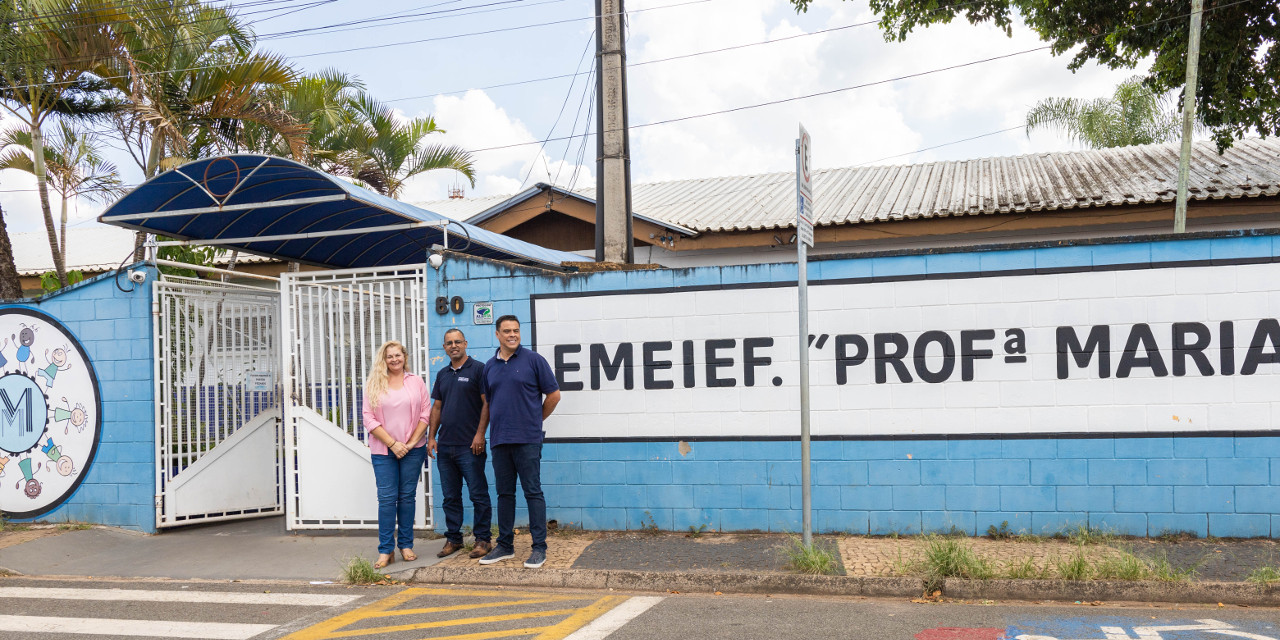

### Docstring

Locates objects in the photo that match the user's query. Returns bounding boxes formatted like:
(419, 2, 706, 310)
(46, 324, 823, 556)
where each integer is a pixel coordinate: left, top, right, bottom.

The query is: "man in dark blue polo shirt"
(477, 315, 560, 569)
(428, 328, 493, 559)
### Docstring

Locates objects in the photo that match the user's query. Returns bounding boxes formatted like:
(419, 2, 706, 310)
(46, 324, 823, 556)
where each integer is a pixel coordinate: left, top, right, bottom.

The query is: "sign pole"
(796, 125, 814, 547)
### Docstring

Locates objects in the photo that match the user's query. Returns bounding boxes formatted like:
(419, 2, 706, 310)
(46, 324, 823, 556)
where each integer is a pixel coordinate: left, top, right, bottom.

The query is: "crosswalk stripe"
(0, 586, 360, 606)
(561, 596, 664, 640)
(0, 614, 277, 639)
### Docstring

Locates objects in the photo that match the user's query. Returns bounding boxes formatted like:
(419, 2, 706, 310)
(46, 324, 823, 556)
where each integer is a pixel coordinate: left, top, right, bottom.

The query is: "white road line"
(0, 614, 276, 639)
(0, 587, 359, 606)
(564, 596, 665, 640)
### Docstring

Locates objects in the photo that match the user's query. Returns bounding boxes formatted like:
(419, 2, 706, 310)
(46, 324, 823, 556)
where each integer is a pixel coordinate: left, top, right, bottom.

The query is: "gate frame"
(152, 275, 283, 529)
(280, 264, 433, 531)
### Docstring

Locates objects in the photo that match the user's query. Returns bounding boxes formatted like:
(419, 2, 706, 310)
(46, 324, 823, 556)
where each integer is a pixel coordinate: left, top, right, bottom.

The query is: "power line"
(517, 29, 596, 191)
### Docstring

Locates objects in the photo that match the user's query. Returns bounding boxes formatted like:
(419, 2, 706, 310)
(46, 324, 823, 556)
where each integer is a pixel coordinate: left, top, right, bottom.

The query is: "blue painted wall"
(426, 235, 1280, 538)
(3, 267, 156, 532)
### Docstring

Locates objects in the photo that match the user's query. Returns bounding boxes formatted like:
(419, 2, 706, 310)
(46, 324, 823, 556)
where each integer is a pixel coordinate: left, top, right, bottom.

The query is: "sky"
(0, 0, 1149, 238)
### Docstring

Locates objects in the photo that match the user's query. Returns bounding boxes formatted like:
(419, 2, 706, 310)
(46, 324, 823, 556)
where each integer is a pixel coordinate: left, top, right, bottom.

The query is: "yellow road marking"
(373, 598, 580, 618)
(281, 588, 629, 640)
(532, 596, 628, 640)
(324, 608, 580, 638)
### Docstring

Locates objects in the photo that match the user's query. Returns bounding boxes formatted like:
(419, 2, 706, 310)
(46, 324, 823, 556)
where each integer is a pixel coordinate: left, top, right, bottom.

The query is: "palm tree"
(0, 121, 125, 259)
(1025, 76, 1184, 149)
(324, 93, 475, 198)
(0, 203, 23, 299)
(241, 68, 365, 162)
(0, 0, 123, 287)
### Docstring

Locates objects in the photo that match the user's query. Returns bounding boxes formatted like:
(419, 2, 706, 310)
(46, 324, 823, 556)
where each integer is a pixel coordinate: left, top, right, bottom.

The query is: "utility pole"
(594, 0, 634, 263)
(1173, 0, 1203, 234)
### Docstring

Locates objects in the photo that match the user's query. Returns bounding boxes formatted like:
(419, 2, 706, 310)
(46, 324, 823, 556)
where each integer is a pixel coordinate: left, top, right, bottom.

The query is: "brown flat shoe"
(373, 553, 393, 569)
(469, 540, 493, 559)
(401, 548, 418, 562)
(437, 541, 463, 558)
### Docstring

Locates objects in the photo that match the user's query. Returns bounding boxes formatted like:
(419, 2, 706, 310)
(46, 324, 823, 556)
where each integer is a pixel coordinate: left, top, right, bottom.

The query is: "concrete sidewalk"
(2, 518, 1278, 606)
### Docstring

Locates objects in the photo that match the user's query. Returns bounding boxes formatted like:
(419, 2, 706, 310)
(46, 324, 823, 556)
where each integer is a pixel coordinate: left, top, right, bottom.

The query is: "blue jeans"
(491, 442, 545, 552)
(371, 446, 427, 554)
(437, 444, 492, 545)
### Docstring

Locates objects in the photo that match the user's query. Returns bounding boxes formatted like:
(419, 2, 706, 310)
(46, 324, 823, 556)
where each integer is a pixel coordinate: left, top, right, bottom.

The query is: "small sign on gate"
(247, 371, 273, 393)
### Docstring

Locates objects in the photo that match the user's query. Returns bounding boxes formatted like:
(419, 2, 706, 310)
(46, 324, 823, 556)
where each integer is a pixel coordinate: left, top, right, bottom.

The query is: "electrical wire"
(517, 29, 596, 191)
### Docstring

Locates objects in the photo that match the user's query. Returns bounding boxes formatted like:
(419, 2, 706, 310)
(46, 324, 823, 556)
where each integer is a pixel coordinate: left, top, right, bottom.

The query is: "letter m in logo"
(0, 386, 32, 437)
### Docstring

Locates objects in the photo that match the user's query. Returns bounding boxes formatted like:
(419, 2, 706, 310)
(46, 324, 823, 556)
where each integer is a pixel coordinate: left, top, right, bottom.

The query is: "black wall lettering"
(1004, 328, 1026, 354)
(913, 331, 956, 383)
(742, 337, 773, 387)
(1241, 319, 1280, 375)
(1220, 321, 1235, 376)
(682, 340, 695, 388)
(1172, 322, 1213, 376)
(705, 339, 737, 388)
(1057, 325, 1110, 379)
(554, 344, 584, 391)
(642, 341, 674, 390)
(834, 334, 868, 385)
(874, 333, 912, 384)
(960, 329, 995, 381)
(1116, 323, 1168, 378)
(590, 343, 634, 390)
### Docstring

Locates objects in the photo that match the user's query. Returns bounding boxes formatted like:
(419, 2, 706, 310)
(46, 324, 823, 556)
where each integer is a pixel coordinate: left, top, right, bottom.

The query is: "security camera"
(127, 269, 148, 284)
(428, 253, 444, 269)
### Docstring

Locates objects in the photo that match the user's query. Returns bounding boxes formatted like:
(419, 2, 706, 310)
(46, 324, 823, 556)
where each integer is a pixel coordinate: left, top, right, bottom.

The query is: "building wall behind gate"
(427, 235, 1280, 538)
(2, 268, 156, 532)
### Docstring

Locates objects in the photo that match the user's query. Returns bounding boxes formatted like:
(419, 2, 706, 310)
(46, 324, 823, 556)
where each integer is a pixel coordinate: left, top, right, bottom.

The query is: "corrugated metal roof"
(408, 192, 515, 221)
(412, 139, 1280, 235)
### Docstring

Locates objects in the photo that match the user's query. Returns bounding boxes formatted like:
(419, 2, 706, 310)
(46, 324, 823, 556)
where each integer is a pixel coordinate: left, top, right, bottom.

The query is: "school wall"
(425, 234, 1280, 538)
(2, 267, 156, 532)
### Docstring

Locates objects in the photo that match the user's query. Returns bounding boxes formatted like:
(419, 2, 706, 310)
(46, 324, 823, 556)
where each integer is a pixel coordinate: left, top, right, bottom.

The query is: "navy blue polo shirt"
(431, 356, 486, 446)
(482, 345, 559, 446)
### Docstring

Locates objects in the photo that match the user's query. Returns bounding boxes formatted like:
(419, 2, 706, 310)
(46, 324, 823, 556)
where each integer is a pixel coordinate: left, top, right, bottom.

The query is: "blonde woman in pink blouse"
(362, 340, 431, 569)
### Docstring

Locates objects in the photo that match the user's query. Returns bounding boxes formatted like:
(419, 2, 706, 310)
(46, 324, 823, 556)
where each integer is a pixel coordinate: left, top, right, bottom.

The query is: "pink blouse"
(362, 372, 431, 455)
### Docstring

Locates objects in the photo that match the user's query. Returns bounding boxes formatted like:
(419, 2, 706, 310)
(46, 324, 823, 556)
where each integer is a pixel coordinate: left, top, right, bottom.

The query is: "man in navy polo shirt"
(428, 328, 493, 559)
(477, 315, 560, 569)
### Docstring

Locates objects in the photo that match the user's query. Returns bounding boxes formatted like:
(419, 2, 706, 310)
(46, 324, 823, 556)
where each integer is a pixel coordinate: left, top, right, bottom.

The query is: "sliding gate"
(154, 276, 282, 528)
(282, 266, 433, 530)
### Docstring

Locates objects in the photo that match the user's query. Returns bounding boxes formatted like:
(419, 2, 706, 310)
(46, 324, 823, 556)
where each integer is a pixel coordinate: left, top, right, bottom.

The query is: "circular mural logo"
(0, 308, 101, 519)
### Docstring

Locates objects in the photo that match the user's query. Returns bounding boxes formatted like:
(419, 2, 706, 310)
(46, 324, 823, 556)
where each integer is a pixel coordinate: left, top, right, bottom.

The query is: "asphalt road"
(2, 576, 1278, 640)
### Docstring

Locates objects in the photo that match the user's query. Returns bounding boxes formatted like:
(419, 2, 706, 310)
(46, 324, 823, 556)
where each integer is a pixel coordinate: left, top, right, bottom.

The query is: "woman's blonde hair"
(365, 340, 408, 409)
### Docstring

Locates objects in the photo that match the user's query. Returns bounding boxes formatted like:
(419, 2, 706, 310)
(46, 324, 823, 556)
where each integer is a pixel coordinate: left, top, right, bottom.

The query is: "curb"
(396, 566, 1280, 606)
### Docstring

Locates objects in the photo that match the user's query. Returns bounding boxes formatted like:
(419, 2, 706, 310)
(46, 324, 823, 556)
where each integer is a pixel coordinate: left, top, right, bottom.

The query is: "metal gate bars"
(153, 276, 283, 528)
(281, 265, 432, 531)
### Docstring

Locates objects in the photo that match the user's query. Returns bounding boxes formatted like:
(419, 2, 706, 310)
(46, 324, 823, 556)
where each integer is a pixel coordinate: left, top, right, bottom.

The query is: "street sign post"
(795, 123, 813, 547)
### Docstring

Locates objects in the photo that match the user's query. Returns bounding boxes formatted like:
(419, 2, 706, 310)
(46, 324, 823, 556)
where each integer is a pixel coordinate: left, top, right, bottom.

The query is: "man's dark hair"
(443, 328, 465, 342)
(495, 315, 520, 329)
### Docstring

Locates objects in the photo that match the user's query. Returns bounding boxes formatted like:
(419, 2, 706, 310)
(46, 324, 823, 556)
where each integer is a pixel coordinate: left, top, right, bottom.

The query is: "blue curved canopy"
(99, 155, 589, 269)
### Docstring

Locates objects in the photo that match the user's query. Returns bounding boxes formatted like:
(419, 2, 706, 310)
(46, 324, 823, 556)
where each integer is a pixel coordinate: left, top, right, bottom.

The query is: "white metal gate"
(154, 276, 282, 528)
(281, 266, 432, 530)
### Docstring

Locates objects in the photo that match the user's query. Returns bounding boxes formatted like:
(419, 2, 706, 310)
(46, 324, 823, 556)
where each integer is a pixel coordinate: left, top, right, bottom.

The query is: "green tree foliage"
(1025, 76, 1184, 148)
(0, 122, 125, 257)
(790, 0, 1279, 150)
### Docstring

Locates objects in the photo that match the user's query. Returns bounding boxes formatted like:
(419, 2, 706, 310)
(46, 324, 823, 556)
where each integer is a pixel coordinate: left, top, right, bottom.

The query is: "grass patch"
(1246, 566, 1280, 586)
(1095, 552, 1149, 580)
(1056, 550, 1093, 580)
(56, 523, 92, 531)
(919, 536, 995, 580)
(781, 537, 841, 575)
(638, 511, 661, 535)
(1002, 556, 1051, 580)
(1065, 524, 1116, 546)
(341, 557, 389, 585)
(1143, 550, 1196, 582)
(686, 524, 708, 538)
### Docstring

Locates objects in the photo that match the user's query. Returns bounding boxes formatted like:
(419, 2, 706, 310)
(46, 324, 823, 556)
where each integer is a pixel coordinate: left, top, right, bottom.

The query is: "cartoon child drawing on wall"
(14, 325, 35, 373)
(0, 336, 8, 369)
(41, 437, 75, 477)
(0, 454, 8, 478)
(36, 346, 72, 390)
(16, 456, 40, 498)
(52, 397, 88, 435)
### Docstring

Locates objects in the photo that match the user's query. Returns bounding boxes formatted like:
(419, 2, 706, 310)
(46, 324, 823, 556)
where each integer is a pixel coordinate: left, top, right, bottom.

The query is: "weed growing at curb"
(1246, 566, 1280, 586)
(341, 557, 388, 585)
(987, 521, 1015, 540)
(1066, 524, 1117, 546)
(1143, 550, 1196, 582)
(919, 536, 995, 580)
(1002, 556, 1051, 580)
(687, 524, 708, 538)
(1056, 550, 1093, 580)
(781, 537, 840, 575)
(639, 511, 660, 535)
(1095, 552, 1149, 580)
